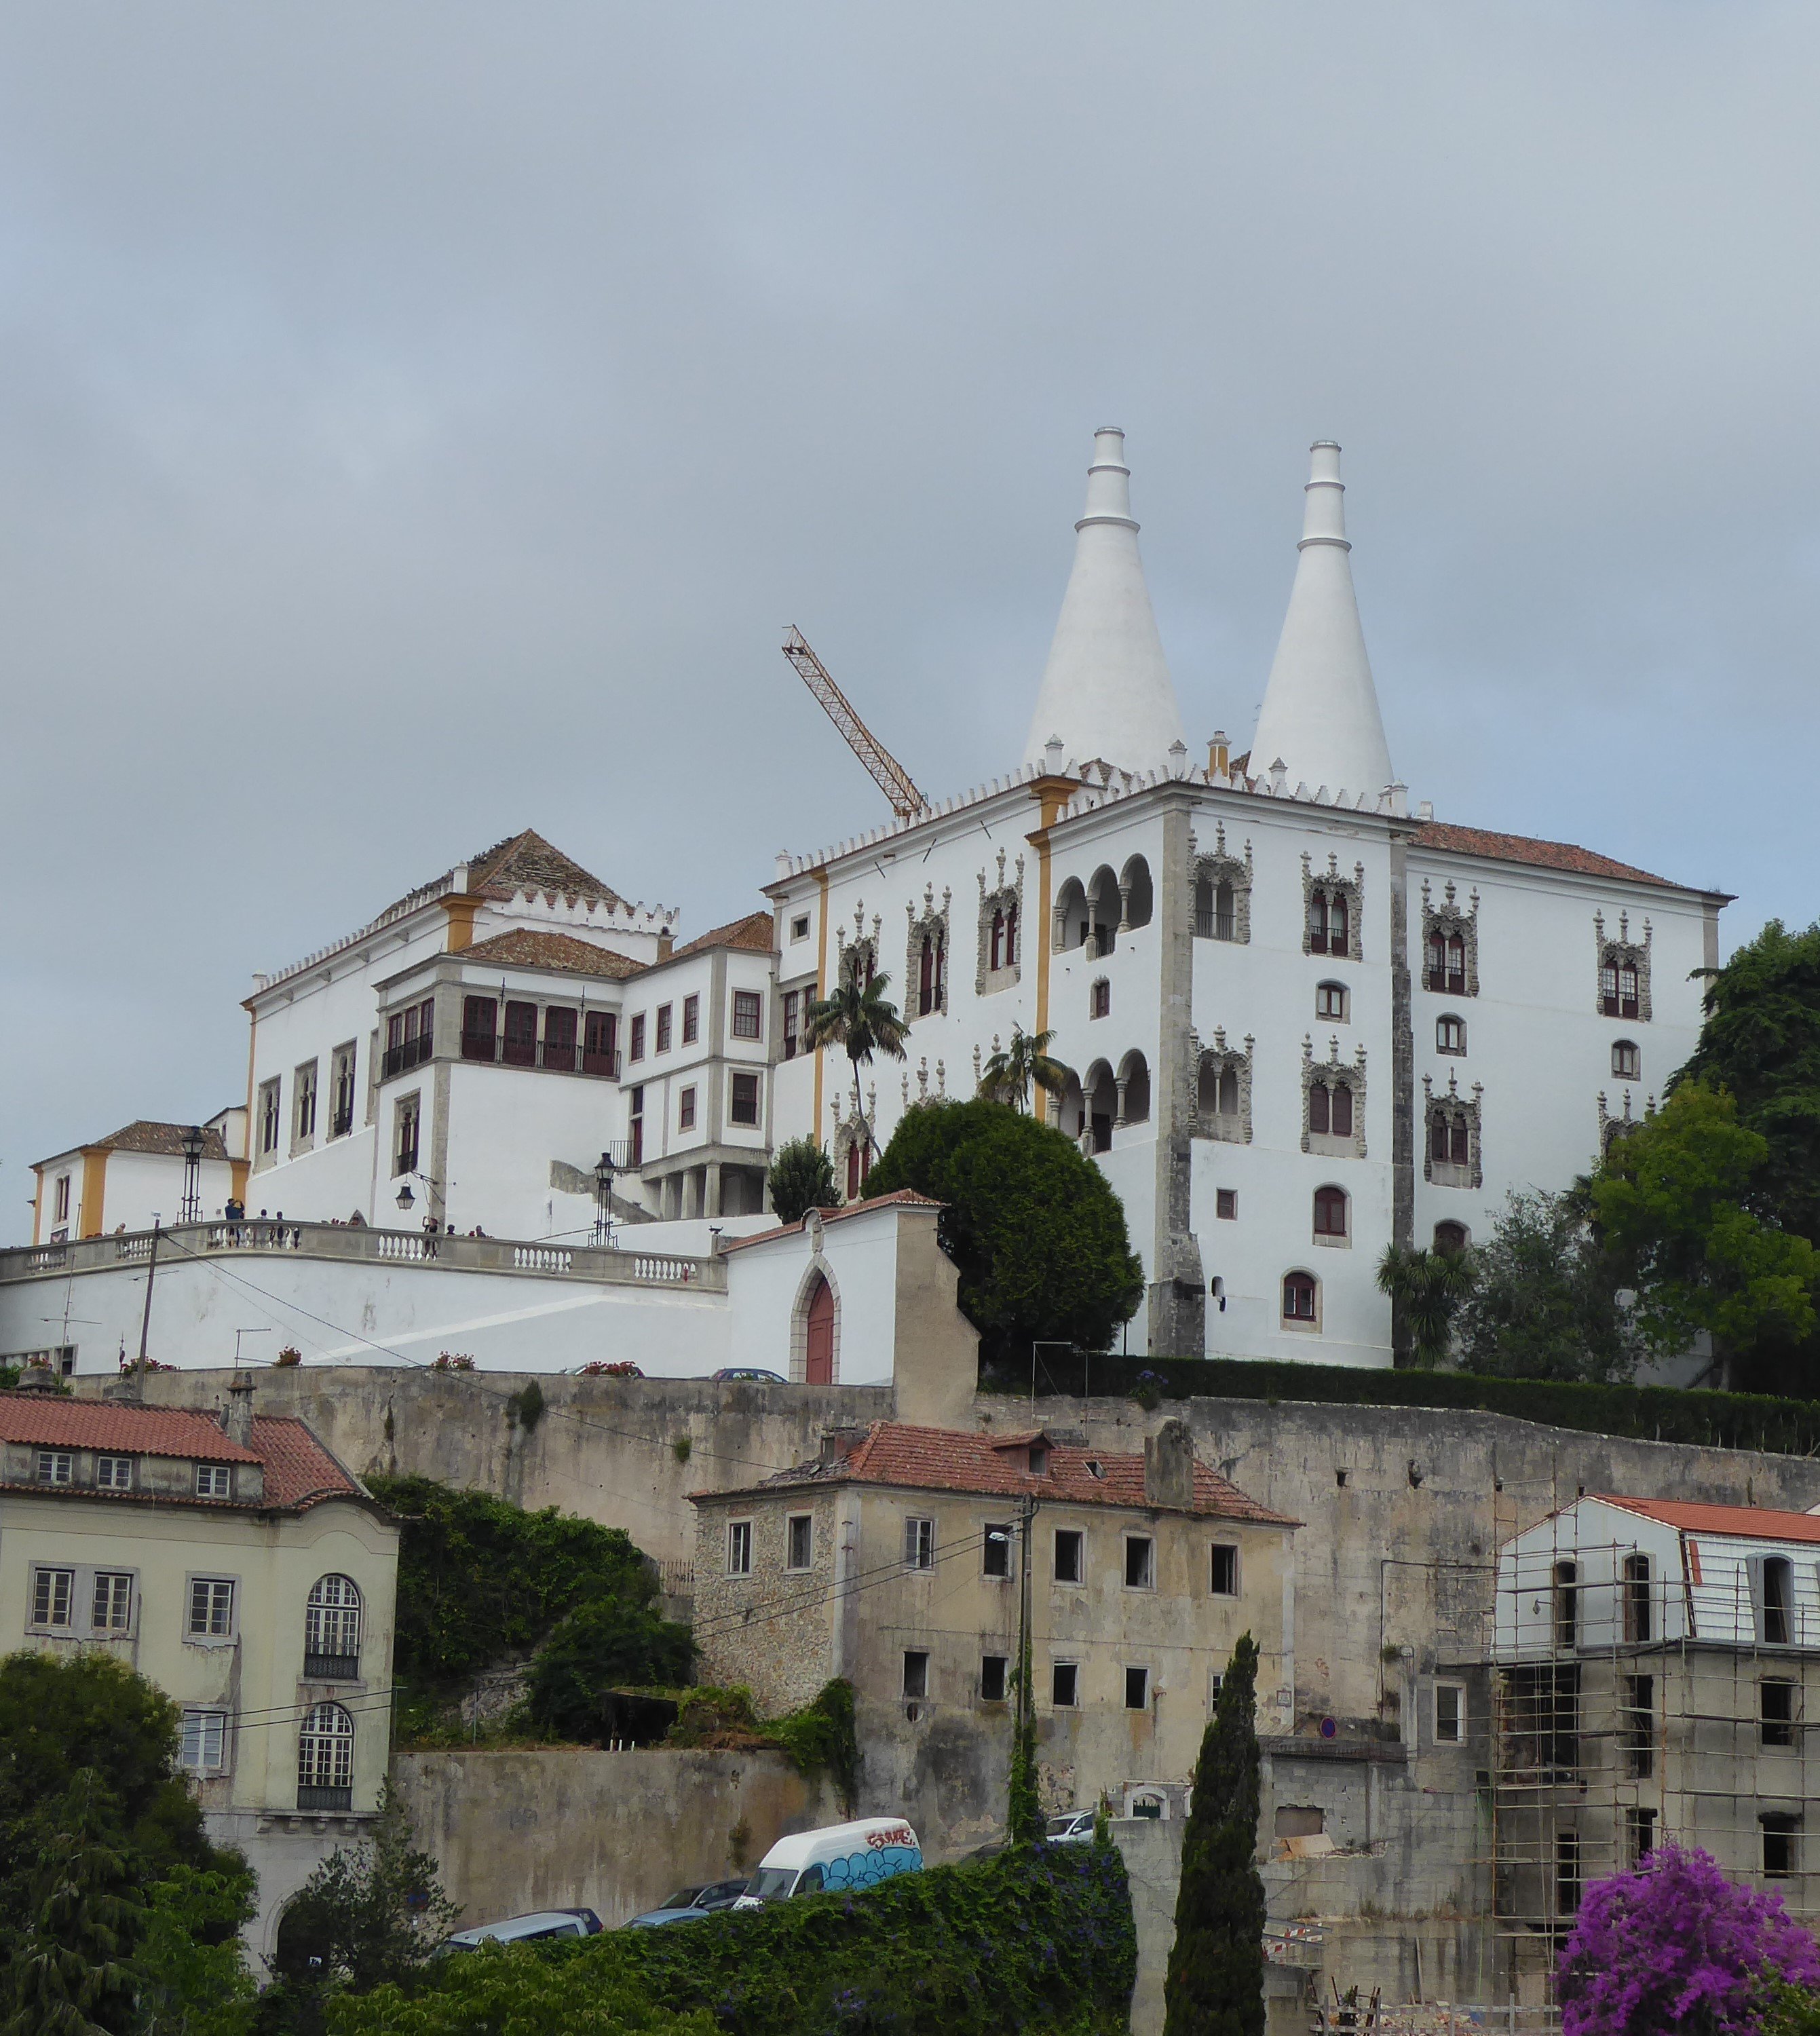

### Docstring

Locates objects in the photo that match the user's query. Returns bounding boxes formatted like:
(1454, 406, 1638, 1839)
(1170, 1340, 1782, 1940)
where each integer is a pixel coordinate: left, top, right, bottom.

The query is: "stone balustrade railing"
(0, 1221, 724, 1292)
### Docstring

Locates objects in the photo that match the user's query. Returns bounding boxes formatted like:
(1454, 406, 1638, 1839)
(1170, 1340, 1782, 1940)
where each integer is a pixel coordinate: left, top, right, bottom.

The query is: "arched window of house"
(1427, 930, 1446, 989)
(1612, 1040, 1640, 1080)
(1433, 1220, 1469, 1256)
(803, 1272, 835, 1387)
(1217, 1066, 1238, 1116)
(1446, 934, 1465, 992)
(1316, 981, 1348, 1022)
(1313, 1187, 1348, 1240)
(1329, 890, 1349, 954)
(1085, 1061, 1116, 1154)
(304, 1576, 362, 1677)
(1088, 868, 1119, 956)
(1120, 856, 1154, 932)
(1282, 1271, 1318, 1324)
(1215, 880, 1236, 941)
(1330, 1081, 1354, 1139)
(1053, 877, 1088, 952)
(845, 1140, 869, 1202)
(297, 1701, 354, 1810)
(1119, 1052, 1151, 1126)
(1437, 1014, 1466, 1055)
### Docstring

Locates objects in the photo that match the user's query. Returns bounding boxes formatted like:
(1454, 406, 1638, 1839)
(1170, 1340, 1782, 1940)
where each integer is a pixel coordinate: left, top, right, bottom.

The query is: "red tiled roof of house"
(691, 1420, 1297, 1524)
(66, 1122, 233, 1162)
(0, 1395, 367, 1513)
(718, 1190, 944, 1256)
(672, 911, 775, 960)
(1593, 1495, 1820, 1545)
(460, 928, 643, 980)
(467, 829, 624, 907)
(1409, 821, 1684, 888)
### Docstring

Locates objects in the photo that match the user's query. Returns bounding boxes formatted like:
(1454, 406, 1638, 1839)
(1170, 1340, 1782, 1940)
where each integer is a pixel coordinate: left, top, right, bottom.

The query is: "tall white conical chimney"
(1249, 442, 1393, 798)
(1022, 428, 1186, 774)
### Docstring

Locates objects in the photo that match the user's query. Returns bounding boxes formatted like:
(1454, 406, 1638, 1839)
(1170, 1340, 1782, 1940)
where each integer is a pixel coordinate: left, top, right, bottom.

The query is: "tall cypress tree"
(1162, 1634, 1266, 2036)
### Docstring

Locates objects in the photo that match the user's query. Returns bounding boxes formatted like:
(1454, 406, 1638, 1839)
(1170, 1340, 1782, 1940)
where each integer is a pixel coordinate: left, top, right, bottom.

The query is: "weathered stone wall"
(394, 1748, 841, 1929)
(693, 1485, 842, 1714)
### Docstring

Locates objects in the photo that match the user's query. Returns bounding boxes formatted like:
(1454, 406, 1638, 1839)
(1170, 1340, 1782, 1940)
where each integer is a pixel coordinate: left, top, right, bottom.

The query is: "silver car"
(440, 1908, 603, 1950)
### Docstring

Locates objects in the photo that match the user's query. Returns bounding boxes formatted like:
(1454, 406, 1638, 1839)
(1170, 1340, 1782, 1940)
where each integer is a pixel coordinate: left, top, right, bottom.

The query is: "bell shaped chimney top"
(1023, 429, 1186, 774)
(1248, 442, 1394, 801)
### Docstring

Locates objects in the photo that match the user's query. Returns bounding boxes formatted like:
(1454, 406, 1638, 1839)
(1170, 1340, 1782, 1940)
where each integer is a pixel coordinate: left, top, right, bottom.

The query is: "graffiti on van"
(824, 1844, 920, 1890)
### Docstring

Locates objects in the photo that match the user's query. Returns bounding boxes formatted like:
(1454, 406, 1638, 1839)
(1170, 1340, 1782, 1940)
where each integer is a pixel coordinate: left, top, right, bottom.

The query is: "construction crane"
(782, 626, 929, 822)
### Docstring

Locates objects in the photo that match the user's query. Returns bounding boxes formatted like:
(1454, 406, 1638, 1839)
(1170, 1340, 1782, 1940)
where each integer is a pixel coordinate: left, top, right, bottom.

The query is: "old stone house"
(690, 1416, 1297, 1855)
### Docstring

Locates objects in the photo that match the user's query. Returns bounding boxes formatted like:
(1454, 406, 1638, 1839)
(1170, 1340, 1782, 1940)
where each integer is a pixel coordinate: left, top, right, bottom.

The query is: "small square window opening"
(1051, 1661, 1079, 1708)
(786, 1515, 813, 1570)
(1209, 1544, 1239, 1597)
(1124, 1536, 1154, 1589)
(1215, 1188, 1238, 1220)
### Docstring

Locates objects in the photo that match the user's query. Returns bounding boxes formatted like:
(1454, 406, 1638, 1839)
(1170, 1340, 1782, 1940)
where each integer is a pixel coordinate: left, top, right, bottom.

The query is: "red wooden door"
(805, 1276, 835, 1385)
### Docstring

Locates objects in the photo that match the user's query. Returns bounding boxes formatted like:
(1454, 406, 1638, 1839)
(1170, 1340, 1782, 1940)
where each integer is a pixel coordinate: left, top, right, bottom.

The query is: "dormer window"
(1028, 1445, 1048, 1475)
(195, 1465, 231, 1499)
(35, 1450, 73, 1486)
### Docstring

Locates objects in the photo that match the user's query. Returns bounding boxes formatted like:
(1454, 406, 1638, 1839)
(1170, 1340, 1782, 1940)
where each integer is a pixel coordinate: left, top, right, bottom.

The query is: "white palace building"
(5, 433, 1728, 1378)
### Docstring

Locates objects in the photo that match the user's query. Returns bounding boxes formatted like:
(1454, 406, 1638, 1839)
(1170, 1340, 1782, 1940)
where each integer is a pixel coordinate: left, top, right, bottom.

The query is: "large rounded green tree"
(867, 1099, 1144, 1362)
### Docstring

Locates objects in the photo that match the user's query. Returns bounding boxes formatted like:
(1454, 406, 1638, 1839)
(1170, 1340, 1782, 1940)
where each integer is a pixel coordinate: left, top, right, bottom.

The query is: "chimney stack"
(1143, 1418, 1196, 1510)
(224, 1373, 256, 1448)
(1208, 731, 1230, 778)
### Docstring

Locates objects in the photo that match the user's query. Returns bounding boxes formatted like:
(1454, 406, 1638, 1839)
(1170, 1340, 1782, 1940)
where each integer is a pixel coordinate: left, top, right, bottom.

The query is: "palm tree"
(979, 1025, 1073, 1117)
(803, 963, 910, 1158)
(1376, 1243, 1475, 1369)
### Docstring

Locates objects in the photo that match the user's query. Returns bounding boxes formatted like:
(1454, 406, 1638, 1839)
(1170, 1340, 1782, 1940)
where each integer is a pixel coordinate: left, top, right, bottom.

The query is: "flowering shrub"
(1557, 1843, 1820, 2035)
(429, 1351, 476, 1372)
(579, 1358, 645, 1377)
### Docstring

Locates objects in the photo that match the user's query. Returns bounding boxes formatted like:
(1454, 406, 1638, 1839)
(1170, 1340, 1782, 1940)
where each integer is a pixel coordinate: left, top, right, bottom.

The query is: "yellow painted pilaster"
(77, 1148, 109, 1239)
(812, 868, 830, 1146)
(440, 894, 480, 951)
(1026, 774, 1078, 1040)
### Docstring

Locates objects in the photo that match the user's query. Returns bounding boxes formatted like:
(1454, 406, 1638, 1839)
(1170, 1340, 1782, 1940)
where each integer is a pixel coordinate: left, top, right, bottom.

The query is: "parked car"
(711, 1367, 785, 1383)
(734, 1819, 922, 1907)
(1045, 1812, 1096, 1845)
(440, 1908, 603, 1950)
(622, 1879, 751, 1928)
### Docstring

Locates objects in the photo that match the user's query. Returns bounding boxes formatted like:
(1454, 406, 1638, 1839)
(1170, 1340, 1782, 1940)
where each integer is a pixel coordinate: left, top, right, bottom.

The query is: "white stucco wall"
(723, 1205, 907, 1385)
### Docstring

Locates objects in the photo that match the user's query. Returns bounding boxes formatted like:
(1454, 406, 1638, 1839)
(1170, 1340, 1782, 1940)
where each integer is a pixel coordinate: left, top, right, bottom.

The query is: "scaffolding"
(1487, 1514, 1820, 2003)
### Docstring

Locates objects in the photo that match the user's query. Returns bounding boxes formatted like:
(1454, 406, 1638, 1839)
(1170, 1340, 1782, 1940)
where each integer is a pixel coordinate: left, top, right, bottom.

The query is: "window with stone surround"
(1595, 911, 1652, 1021)
(726, 1520, 753, 1577)
(1196, 1031, 1253, 1145)
(905, 886, 951, 1019)
(786, 1515, 813, 1570)
(979, 851, 1025, 993)
(1303, 852, 1364, 961)
(1192, 823, 1251, 943)
(1424, 1073, 1483, 1189)
(1303, 1038, 1367, 1158)
(1422, 881, 1479, 997)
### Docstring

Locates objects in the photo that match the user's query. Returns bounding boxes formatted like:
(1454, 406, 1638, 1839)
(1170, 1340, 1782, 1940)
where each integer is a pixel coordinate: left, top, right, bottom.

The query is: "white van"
(734, 1819, 922, 1906)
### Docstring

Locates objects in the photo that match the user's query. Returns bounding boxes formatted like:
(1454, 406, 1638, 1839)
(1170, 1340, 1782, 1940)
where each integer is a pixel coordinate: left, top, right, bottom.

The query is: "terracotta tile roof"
(460, 929, 642, 981)
(692, 1420, 1298, 1524)
(1409, 821, 1680, 888)
(718, 1189, 944, 1256)
(468, 829, 624, 907)
(672, 911, 775, 960)
(89, 1123, 231, 1161)
(1593, 1495, 1820, 1546)
(0, 1395, 366, 1514)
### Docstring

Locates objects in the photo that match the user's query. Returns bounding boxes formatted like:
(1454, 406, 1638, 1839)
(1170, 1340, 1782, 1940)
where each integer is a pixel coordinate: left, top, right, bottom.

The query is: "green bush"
(766, 1138, 840, 1226)
(364, 1475, 661, 1693)
(328, 1844, 1135, 2036)
(523, 1600, 695, 1743)
(980, 1348, 1820, 1455)
(867, 1099, 1144, 1361)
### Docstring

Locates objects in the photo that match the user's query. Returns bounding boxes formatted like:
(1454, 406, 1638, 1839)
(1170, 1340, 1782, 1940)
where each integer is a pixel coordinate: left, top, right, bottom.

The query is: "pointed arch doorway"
(804, 1272, 835, 1385)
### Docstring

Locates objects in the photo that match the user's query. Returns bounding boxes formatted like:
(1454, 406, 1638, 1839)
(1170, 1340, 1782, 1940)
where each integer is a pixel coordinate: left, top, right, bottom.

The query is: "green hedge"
(981, 1349, 1820, 1456)
(329, 1844, 1135, 2036)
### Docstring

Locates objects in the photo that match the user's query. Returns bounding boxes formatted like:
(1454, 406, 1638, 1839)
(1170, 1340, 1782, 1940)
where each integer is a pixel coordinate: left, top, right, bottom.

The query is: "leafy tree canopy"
(1162, 1634, 1265, 2036)
(867, 1099, 1144, 1361)
(3, 1770, 143, 2036)
(765, 1138, 839, 1226)
(1454, 1190, 1645, 1382)
(134, 1864, 259, 2036)
(1682, 919, 1820, 1243)
(363, 1475, 660, 1691)
(1375, 1245, 1473, 1370)
(1587, 1081, 1820, 1391)
(523, 1600, 695, 1743)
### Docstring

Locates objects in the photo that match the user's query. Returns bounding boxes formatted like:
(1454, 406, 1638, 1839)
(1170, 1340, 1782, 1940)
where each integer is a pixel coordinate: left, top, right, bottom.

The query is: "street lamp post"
(178, 1125, 206, 1225)
(593, 1150, 617, 1248)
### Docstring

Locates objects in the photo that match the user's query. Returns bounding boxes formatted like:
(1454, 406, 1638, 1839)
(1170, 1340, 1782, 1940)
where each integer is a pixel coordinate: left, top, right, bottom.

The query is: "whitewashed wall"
(723, 1203, 908, 1386)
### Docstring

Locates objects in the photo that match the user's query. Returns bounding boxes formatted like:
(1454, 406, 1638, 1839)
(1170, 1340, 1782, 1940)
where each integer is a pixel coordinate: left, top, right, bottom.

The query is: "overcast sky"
(4, 3, 1817, 1241)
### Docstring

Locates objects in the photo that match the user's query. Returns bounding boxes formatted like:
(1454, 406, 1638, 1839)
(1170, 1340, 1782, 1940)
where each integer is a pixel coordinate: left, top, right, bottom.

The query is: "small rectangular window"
(393, 1093, 420, 1177)
(92, 1572, 133, 1632)
(96, 1455, 134, 1490)
(1051, 1661, 1079, 1709)
(330, 1041, 359, 1131)
(655, 1004, 672, 1054)
(629, 1014, 646, 1062)
(32, 1567, 74, 1627)
(54, 1174, 71, 1222)
(1209, 1544, 1239, 1597)
(729, 1072, 761, 1127)
(188, 1577, 235, 1637)
(1435, 1682, 1464, 1744)
(904, 1517, 935, 1571)
(1215, 1188, 1238, 1220)
(1054, 1528, 1084, 1585)
(732, 991, 763, 1041)
(1623, 1553, 1653, 1644)
(1623, 1674, 1654, 1778)
(179, 1709, 227, 1774)
(786, 1515, 813, 1570)
(902, 1650, 929, 1700)
(679, 1087, 697, 1131)
(1626, 1806, 1656, 1865)
(1124, 1536, 1154, 1589)
(983, 1523, 1013, 1579)
(727, 1521, 753, 1576)
(791, 914, 810, 942)
(1763, 1678, 1798, 1748)
(259, 1078, 281, 1156)
(35, 1450, 73, 1486)
(782, 990, 801, 1060)
(1125, 1665, 1150, 1710)
(1764, 1814, 1800, 1880)
(681, 994, 700, 1044)
(980, 1655, 1008, 1703)
(195, 1465, 231, 1498)
(1090, 980, 1110, 1019)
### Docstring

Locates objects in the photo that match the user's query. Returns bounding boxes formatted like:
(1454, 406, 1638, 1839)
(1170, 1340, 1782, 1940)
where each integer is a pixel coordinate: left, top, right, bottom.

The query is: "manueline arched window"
(1004, 903, 1019, 968)
(297, 1701, 354, 1809)
(305, 1576, 362, 1678)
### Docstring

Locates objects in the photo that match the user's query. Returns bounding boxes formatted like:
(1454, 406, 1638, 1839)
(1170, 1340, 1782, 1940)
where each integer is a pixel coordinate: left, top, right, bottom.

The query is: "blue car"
(623, 1878, 751, 1927)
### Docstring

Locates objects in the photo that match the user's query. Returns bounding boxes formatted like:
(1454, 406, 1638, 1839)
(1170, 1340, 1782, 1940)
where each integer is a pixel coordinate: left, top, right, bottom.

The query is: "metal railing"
(380, 1036, 433, 1080)
(0, 1221, 725, 1292)
(1194, 910, 1238, 940)
(459, 1034, 620, 1078)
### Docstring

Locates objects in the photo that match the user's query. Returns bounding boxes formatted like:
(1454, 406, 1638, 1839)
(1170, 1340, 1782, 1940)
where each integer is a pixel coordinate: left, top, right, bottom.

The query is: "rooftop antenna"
(782, 626, 930, 823)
